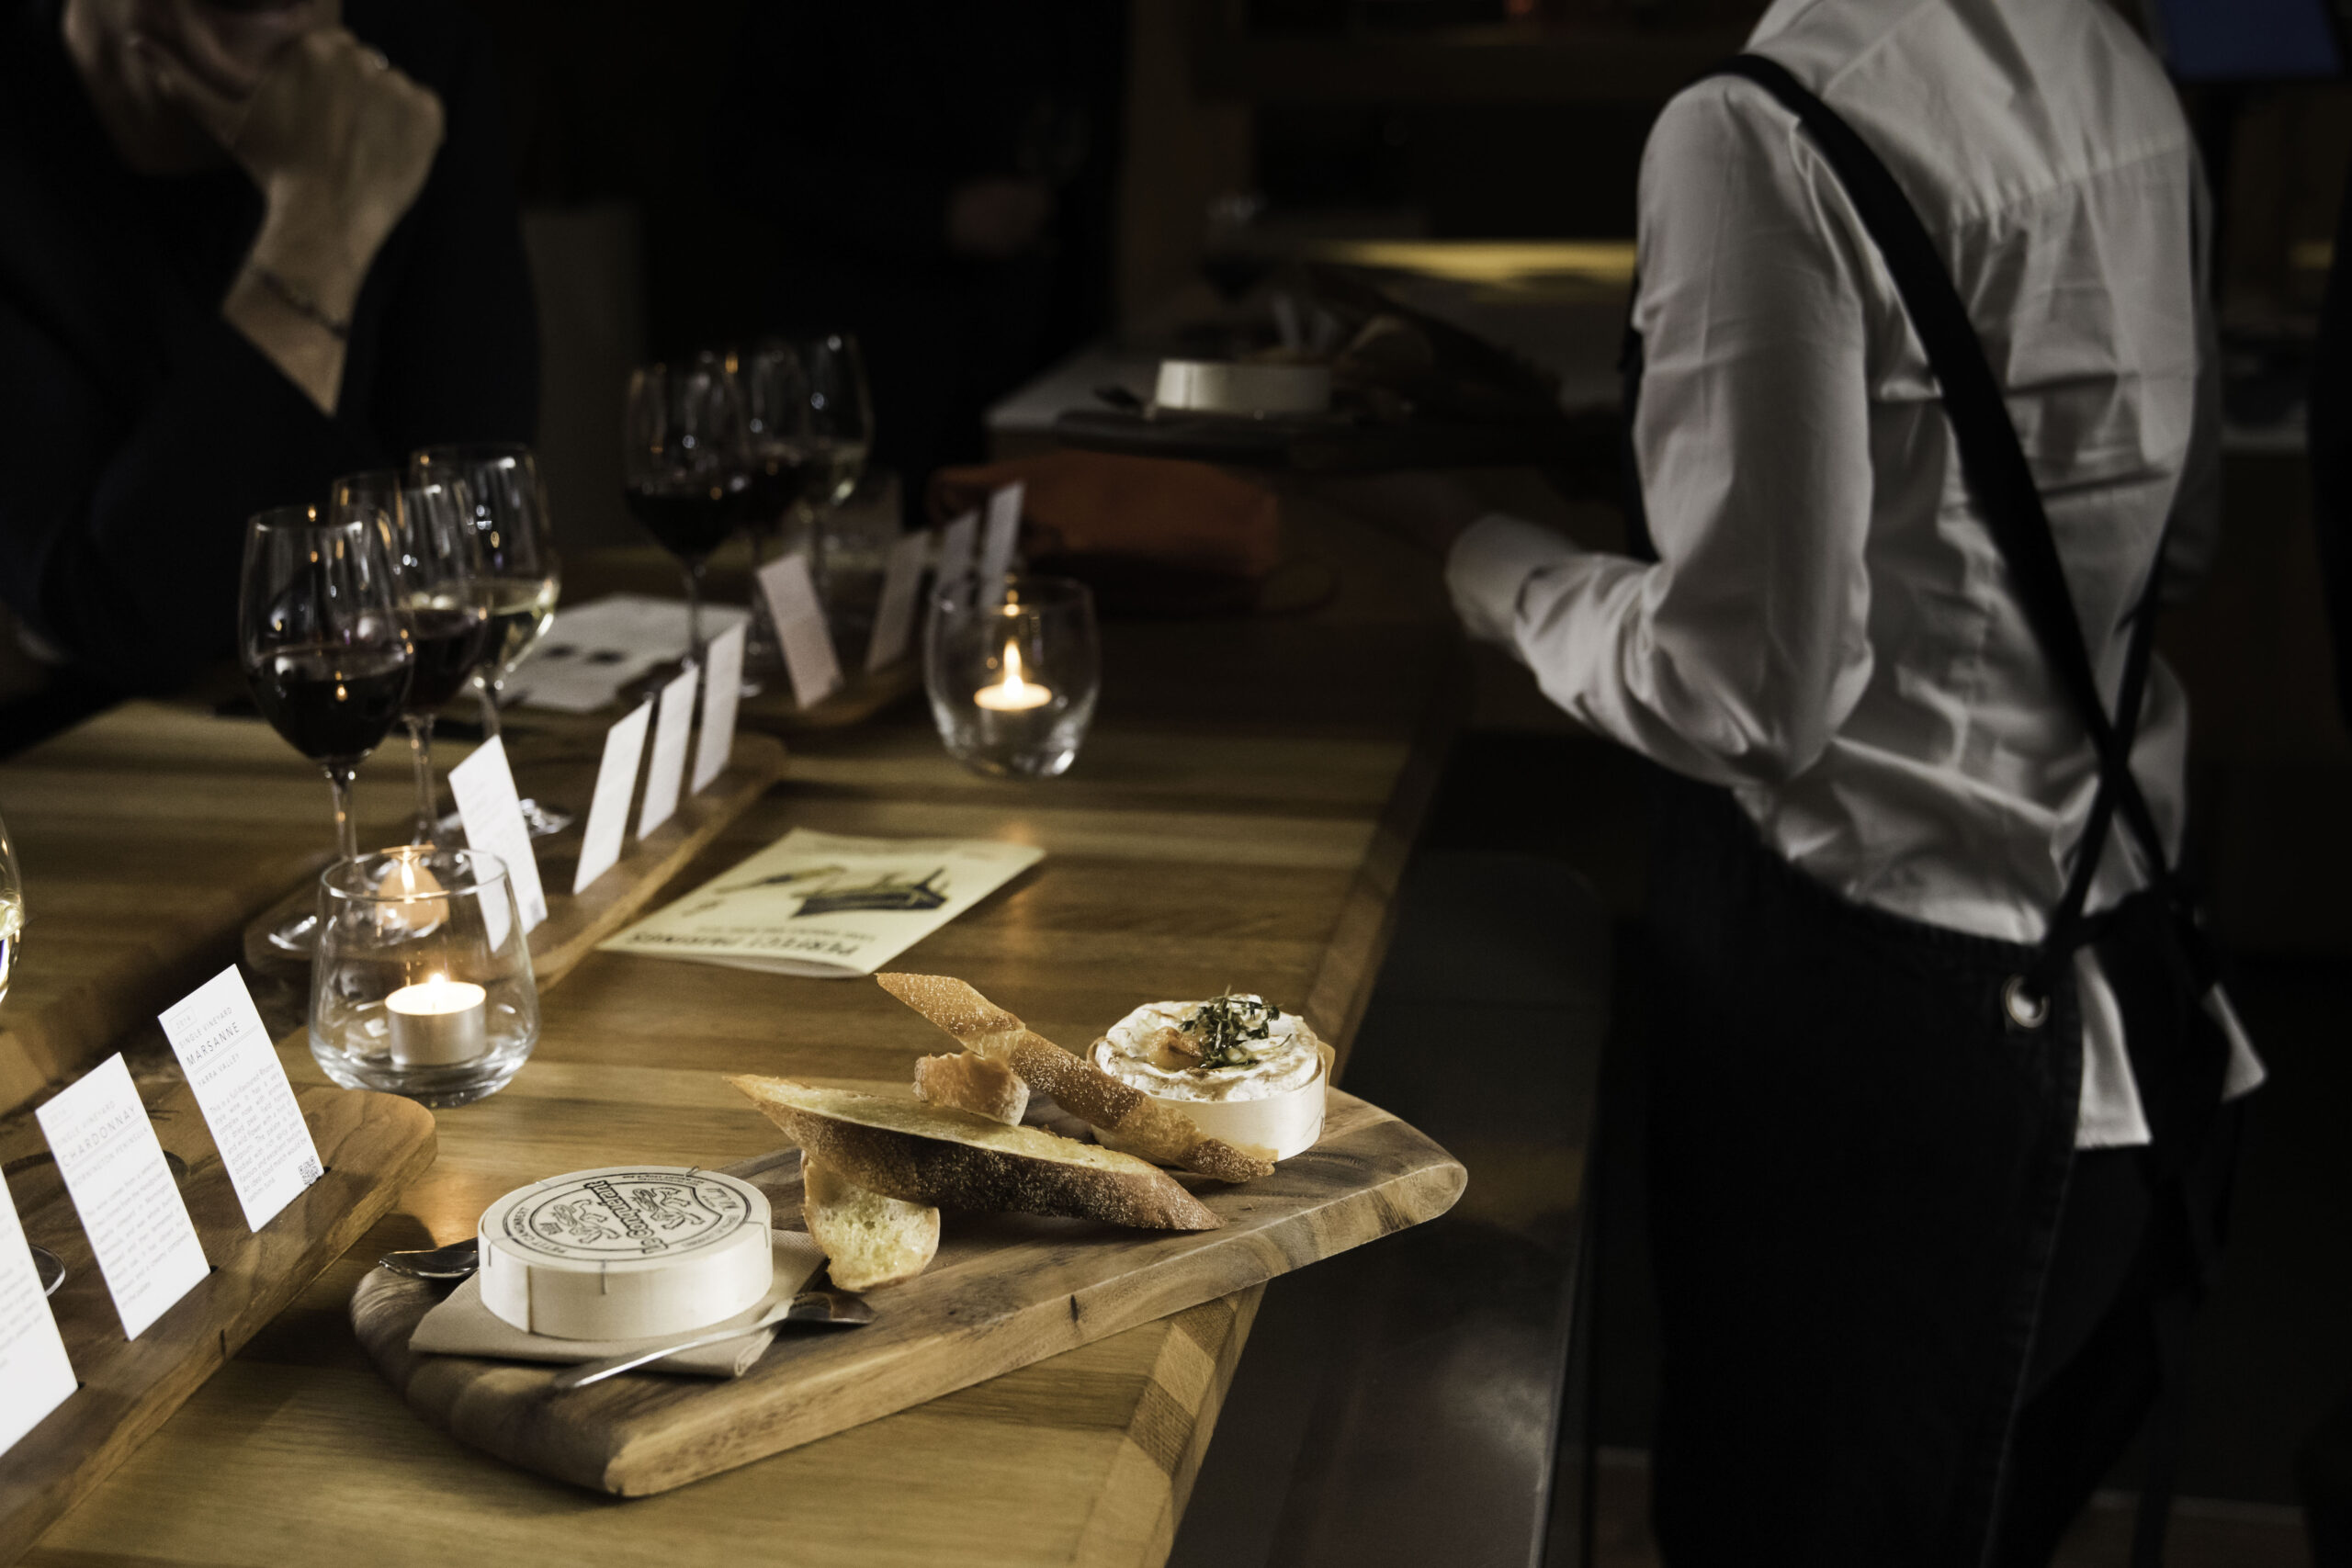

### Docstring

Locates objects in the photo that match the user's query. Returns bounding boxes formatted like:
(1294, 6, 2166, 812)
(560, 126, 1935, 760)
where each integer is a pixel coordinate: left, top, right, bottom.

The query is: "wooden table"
(10, 519, 1464, 1568)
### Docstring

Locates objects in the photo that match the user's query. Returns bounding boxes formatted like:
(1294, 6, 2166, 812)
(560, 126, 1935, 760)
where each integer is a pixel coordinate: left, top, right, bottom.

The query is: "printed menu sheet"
(35, 1054, 209, 1339)
(599, 828, 1044, 978)
(0, 1168, 75, 1454)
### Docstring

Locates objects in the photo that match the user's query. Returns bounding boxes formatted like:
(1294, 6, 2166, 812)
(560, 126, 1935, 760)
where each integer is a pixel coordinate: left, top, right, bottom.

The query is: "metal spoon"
(548, 1289, 872, 1392)
(377, 1237, 481, 1280)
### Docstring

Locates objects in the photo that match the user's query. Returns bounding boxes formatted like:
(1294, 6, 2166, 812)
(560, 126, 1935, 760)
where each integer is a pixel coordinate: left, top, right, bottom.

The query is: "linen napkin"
(408, 1229, 827, 1378)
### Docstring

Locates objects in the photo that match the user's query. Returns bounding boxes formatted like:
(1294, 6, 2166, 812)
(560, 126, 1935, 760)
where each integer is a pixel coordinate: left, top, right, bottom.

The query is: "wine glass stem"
(325, 763, 360, 863)
(475, 674, 503, 739)
(684, 559, 707, 669)
(405, 715, 437, 840)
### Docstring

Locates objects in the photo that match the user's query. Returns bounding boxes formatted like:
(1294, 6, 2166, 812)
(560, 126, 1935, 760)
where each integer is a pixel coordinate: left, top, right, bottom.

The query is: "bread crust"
(876, 973, 1276, 1183)
(729, 1075, 1220, 1231)
(913, 1052, 1030, 1125)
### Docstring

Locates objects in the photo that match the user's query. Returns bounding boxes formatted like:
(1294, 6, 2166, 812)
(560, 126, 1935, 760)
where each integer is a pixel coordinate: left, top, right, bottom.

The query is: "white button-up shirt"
(1446, 0, 2262, 1145)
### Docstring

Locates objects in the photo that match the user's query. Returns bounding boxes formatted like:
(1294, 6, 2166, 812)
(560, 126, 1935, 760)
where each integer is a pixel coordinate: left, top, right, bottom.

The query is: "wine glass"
(0, 809, 50, 1292)
(407, 444, 571, 837)
(737, 341, 813, 694)
(331, 471, 489, 844)
(622, 352, 752, 673)
(795, 333, 875, 615)
(239, 506, 414, 953)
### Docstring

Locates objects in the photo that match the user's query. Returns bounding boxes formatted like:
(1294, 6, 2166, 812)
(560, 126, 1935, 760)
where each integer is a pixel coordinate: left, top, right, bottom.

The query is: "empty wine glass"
(623, 352, 752, 673)
(332, 471, 489, 843)
(407, 444, 571, 837)
(737, 340, 813, 693)
(240, 506, 414, 953)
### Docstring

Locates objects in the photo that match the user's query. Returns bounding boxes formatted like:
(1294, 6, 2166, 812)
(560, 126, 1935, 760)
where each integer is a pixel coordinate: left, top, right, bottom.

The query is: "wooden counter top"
(14, 526, 1464, 1568)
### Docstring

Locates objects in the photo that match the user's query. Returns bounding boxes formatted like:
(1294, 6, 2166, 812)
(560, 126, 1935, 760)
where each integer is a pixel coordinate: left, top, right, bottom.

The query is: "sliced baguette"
(876, 973, 1275, 1184)
(800, 1153, 940, 1291)
(729, 1075, 1218, 1231)
(914, 1051, 1029, 1125)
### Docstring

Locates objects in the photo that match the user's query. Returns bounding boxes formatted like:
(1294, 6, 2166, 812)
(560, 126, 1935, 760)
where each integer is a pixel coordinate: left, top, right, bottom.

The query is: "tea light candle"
(973, 640, 1052, 712)
(387, 976, 488, 1066)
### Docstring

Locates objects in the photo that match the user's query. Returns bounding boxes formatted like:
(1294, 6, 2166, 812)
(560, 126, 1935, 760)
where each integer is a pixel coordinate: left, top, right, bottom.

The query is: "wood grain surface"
(351, 1092, 1462, 1496)
(0, 710, 786, 1118)
(0, 1082, 435, 1565)
(19, 520, 1467, 1568)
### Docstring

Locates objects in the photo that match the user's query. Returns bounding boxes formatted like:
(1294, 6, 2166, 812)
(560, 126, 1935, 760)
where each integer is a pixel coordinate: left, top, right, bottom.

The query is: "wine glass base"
(32, 1244, 63, 1297)
(518, 798, 573, 838)
(243, 884, 322, 965)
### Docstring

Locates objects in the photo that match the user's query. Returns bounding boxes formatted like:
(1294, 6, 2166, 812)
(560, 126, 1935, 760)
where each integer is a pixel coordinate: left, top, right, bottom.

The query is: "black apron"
(1630, 56, 2240, 1568)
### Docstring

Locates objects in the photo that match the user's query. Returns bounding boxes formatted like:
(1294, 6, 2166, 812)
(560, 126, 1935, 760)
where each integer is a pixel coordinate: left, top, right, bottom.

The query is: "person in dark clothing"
(2312, 158, 2352, 733)
(0, 0, 538, 702)
(716, 1, 1125, 495)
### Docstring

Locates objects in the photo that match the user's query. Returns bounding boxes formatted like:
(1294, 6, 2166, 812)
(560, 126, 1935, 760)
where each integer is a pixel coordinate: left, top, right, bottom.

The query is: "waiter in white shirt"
(1326, 0, 2264, 1561)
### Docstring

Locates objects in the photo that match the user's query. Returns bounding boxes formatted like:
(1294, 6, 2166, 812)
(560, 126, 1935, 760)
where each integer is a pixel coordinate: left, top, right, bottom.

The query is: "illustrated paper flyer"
(599, 829, 1043, 978)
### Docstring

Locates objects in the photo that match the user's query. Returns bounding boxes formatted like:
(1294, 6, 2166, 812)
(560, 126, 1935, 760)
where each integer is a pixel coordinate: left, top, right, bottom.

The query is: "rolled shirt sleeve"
(1446, 78, 1882, 792)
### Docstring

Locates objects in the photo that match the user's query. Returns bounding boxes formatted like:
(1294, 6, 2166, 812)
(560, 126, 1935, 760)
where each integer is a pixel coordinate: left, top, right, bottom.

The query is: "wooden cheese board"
(0, 1079, 436, 1565)
(350, 1087, 1463, 1497)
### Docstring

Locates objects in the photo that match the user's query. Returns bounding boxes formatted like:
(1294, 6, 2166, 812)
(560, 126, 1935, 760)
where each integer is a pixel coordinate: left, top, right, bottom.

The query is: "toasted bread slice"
(876, 973, 1275, 1184)
(800, 1153, 940, 1291)
(914, 1051, 1029, 1125)
(729, 1075, 1218, 1231)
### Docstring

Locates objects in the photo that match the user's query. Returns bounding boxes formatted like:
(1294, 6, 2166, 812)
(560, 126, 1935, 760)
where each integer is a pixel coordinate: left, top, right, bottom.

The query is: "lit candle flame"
(974, 639, 1052, 711)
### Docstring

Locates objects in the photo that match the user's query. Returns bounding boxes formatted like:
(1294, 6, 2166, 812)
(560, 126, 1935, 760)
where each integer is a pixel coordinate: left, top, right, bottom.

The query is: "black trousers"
(1644, 774, 2233, 1567)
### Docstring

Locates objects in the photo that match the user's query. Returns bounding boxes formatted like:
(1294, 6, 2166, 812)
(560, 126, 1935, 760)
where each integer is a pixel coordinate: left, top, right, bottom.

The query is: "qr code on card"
(298, 1156, 323, 1186)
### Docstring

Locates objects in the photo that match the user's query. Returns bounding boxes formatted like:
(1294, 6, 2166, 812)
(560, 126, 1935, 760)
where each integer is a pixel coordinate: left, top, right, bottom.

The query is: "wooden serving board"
(1, 1079, 436, 1564)
(349, 1088, 1462, 1497)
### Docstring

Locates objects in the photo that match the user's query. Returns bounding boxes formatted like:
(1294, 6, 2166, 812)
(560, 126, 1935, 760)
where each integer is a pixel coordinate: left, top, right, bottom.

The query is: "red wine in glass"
(402, 602, 492, 714)
(623, 474, 753, 565)
(250, 645, 413, 763)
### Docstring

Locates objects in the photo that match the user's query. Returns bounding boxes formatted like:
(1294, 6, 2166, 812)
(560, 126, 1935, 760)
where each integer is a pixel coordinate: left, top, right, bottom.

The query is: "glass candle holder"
(310, 846, 540, 1108)
(925, 574, 1100, 778)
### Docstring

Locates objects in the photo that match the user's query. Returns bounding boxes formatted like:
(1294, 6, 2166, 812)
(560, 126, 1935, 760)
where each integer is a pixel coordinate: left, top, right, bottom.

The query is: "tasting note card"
(600, 828, 1044, 978)
(692, 620, 747, 795)
(448, 735, 548, 942)
(866, 530, 928, 674)
(35, 1054, 209, 1340)
(0, 1169, 75, 1454)
(936, 511, 978, 585)
(158, 966, 322, 1232)
(978, 482, 1023, 590)
(638, 665, 699, 839)
(756, 552, 843, 711)
(575, 699, 652, 894)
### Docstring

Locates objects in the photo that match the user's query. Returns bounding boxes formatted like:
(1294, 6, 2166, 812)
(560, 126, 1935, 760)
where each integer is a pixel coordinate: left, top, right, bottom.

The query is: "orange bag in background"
(926, 451, 1282, 615)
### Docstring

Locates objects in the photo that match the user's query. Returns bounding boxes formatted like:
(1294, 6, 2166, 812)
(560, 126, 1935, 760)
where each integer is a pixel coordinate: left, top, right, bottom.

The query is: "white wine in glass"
(408, 444, 571, 837)
(474, 574, 560, 691)
(0, 811, 23, 1009)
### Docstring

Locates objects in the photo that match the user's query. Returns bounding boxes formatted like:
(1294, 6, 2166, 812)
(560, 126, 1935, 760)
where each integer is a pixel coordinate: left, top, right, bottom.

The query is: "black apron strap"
(1704, 52, 2184, 1011)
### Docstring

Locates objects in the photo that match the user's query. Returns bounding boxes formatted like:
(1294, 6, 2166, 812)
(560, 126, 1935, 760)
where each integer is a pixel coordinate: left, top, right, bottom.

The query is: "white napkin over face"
(407, 1230, 828, 1378)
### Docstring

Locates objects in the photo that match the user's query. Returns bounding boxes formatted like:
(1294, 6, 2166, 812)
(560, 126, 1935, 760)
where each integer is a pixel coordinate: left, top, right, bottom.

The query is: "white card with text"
(0, 1169, 75, 1454)
(638, 667, 698, 838)
(935, 512, 978, 584)
(866, 530, 929, 674)
(756, 552, 843, 710)
(978, 482, 1023, 592)
(448, 735, 547, 947)
(35, 1054, 209, 1340)
(692, 621, 746, 794)
(573, 699, 651, 895)
(158, 966, 322, 1232)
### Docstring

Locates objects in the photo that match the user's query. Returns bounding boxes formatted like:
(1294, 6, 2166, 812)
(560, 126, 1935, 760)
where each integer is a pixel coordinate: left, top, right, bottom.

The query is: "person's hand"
(945, 176, 1054, 260)
(141, 25, 443, 296)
